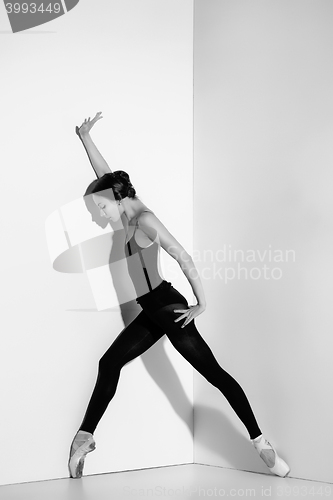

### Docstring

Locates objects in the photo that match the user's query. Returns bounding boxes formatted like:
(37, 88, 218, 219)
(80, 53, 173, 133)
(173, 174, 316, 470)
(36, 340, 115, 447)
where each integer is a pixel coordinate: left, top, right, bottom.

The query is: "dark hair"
(89, 170, 137, 201)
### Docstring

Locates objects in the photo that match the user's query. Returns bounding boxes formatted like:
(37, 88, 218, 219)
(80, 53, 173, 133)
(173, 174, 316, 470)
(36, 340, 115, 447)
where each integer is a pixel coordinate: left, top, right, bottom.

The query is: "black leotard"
(124, 210, 164, 299)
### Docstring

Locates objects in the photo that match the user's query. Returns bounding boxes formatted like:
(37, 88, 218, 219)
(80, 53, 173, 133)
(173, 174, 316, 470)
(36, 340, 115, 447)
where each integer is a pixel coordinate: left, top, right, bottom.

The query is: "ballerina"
(68, 112, 290, 479)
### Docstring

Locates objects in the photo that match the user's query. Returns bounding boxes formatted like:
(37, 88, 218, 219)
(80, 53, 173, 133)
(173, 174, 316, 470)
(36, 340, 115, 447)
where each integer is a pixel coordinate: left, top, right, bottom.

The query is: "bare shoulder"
(137, 211, 189, 261)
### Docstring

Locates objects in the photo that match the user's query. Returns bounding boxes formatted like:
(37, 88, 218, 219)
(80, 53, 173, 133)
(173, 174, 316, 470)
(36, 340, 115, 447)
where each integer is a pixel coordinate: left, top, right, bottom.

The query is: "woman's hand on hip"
(173, 304, 206, 328)
(76, 112, 103, 137)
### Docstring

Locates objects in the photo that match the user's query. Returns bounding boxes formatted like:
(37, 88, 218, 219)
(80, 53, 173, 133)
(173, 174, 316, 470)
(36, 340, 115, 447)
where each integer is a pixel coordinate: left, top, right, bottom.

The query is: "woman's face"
(92, 194, 121, 221)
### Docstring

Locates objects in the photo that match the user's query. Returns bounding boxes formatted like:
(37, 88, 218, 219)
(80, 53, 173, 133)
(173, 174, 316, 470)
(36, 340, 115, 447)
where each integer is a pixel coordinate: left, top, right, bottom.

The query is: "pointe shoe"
(251, 434, 290, 477)
(68, 430, 96, 479)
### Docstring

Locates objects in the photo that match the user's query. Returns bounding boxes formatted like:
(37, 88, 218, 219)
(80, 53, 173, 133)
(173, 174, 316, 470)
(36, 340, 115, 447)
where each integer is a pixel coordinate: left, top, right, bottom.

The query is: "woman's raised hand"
(76, 112, 103, 137)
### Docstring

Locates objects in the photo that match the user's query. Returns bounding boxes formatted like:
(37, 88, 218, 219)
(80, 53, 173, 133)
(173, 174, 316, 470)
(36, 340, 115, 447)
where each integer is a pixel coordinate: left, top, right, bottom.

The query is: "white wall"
(193, 0, 333, 483)
(0, 0, 194, 485)
(3, 0, 332, 487)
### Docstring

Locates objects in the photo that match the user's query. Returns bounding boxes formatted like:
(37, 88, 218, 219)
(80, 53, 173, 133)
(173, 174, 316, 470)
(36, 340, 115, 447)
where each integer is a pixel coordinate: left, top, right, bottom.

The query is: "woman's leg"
(78, 309, 166, 434)
(144, 301, 262, 440)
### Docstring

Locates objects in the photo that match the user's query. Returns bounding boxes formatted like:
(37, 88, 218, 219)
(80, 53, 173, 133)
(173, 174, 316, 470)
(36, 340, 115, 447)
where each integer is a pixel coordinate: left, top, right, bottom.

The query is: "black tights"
(79, 281, 262, 440)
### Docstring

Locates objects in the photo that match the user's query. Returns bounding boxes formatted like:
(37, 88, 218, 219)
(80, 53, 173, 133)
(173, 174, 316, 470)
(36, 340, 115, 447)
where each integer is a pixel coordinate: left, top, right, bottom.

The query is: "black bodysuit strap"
(126, 211, 154, 292)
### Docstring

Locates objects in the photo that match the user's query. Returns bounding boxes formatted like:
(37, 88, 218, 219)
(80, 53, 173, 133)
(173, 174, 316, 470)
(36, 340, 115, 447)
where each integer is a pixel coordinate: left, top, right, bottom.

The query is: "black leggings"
(79, 281, 262, 440)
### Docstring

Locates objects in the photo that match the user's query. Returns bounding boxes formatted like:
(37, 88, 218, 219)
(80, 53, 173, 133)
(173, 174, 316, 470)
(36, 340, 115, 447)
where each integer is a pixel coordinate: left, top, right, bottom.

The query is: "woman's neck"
(122, 198, 150, 227)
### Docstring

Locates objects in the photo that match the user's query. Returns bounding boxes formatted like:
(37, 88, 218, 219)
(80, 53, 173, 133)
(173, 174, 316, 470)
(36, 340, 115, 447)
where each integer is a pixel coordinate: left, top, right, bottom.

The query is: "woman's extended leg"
(79, 309, 166, 434)
(144, 302, 262, 440)
(143, 296, 290, 477)
(68, 309, 166, 478)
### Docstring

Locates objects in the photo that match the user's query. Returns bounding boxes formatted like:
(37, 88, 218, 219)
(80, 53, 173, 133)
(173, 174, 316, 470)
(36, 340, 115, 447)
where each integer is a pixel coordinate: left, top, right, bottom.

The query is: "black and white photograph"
(1, 0, 333, 498)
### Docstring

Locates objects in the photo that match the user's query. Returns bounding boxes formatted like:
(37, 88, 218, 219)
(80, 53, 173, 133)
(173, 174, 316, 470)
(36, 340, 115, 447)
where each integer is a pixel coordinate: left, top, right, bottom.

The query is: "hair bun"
(89, 169, 137, 200)
(114, 170, 130, 183)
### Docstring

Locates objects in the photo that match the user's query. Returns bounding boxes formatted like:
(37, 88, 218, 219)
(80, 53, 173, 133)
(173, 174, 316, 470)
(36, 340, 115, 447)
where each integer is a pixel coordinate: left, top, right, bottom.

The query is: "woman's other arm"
(138, 212, 207, 308)
(76, 112, 112, 179)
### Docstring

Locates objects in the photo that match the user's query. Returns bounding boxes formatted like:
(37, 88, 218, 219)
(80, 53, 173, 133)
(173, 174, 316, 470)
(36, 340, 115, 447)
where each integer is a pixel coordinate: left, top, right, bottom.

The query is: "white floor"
(1, 464, 332, 500)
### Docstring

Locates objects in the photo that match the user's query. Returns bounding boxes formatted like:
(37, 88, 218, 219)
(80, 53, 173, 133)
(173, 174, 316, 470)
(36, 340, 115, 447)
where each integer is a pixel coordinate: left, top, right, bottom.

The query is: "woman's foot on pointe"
(251, 434, 290, 477)
(68, 430, 96, 479)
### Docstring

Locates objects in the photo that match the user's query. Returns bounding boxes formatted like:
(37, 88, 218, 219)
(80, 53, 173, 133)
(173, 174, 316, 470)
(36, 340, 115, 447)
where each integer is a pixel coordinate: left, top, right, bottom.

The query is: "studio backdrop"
(1, 0, 332, 487)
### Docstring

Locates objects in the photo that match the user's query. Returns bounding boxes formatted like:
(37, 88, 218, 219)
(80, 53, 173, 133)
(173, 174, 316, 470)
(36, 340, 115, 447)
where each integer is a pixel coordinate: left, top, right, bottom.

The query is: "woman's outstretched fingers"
(77, 113, 103, 136)
(93, 112, 103, 122)
(173, 309, 190, 328)
(174, 304, 206, 328)
(173, 309, 188, 322)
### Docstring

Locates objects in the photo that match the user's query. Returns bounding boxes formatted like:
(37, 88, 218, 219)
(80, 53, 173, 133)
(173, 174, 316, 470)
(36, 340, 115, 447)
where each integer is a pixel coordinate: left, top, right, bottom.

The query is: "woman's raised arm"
(76, 112, 112, 179)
